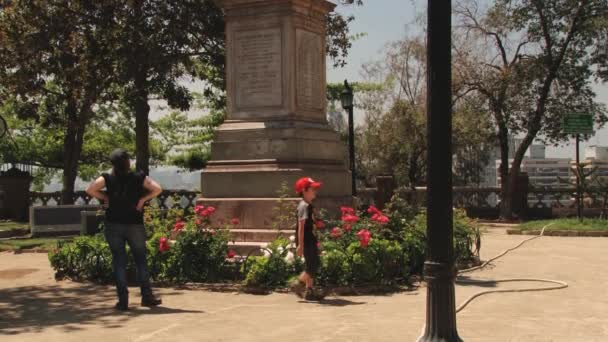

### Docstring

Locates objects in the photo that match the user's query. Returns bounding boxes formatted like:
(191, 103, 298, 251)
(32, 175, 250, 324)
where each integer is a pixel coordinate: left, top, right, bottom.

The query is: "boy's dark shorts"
(304, 242, 320, 276)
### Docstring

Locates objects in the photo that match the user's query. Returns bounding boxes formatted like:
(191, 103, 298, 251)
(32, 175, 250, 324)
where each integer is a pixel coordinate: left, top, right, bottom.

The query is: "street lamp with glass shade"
(340, 81, 354, 110)
(341, 80, 356, 196)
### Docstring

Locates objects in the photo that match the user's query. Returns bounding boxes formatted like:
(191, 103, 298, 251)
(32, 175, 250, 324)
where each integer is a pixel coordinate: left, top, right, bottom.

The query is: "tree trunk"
(497, 129, 511, 219)
(134, 73, 150, 175)
(505, 133, 535, 219)
(60, 103, 87, 205)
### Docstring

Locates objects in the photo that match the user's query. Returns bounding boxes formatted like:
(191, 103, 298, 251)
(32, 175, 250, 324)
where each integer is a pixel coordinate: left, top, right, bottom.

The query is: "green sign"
(563, 114, 594, 134)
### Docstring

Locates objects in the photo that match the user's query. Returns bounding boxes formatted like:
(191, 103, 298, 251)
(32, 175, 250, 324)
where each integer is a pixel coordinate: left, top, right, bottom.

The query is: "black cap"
(109, 148, 130, 166)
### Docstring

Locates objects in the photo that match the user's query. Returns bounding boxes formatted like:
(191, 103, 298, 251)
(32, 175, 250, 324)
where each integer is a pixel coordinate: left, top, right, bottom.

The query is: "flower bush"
(49, 201, 236, 284)
(48, 195, 480, 291)
(243, 237, 303, 288)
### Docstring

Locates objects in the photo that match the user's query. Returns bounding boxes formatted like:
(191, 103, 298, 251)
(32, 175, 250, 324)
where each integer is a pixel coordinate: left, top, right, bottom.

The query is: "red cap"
(295, 177, 322, 193)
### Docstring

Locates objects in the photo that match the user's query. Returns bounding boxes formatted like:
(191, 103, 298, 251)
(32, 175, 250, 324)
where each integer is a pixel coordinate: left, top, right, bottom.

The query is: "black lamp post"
(417, 0, 462, 341)
(341, 80, 356, 197)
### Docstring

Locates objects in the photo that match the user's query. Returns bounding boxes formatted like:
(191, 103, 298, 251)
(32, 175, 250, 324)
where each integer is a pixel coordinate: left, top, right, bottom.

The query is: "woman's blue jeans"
(104, 222, 152, 299)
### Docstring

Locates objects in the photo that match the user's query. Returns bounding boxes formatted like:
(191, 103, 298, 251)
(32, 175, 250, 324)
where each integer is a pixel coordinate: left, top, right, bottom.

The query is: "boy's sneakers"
(290, 279, 306, 298)
(304, 288, 326, 301)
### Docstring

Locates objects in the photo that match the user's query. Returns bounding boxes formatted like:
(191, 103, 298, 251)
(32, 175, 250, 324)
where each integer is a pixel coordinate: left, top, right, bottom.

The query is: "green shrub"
(48, 234, 115, 283)
(48, 202, 234, 284)
(243, 237, 299, 288)
(164, 228, 230, 283)
(318, 248, 351, 286)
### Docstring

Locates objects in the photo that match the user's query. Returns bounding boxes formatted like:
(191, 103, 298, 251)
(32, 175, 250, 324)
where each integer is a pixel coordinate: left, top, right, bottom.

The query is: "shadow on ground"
(0, 284, 201, 335)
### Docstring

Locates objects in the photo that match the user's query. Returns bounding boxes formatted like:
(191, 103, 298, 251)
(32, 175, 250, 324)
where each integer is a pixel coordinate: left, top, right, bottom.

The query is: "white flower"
(285, 252, 295, 264)
(277, 246, 284, 254)
(289, 235, 295, 242)
(263, 249, 271, 258)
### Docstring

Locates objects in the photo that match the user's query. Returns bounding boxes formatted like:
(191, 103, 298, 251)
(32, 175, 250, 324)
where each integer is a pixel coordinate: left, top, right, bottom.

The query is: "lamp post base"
(416, 261, 463, 342)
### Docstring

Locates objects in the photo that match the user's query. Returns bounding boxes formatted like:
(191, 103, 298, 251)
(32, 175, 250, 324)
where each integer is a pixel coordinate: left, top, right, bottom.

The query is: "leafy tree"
(355, 34, 495, 187)
(454, 0, 608, 218)
(151, 93, 225, 170)
(0, 1, 118, 203)
(0, 99, 158, 191)
(1, 0, 360, 198)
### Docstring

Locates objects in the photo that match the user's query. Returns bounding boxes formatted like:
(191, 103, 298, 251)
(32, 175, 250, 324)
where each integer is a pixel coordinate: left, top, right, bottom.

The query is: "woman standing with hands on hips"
(86, 148, 163, 311)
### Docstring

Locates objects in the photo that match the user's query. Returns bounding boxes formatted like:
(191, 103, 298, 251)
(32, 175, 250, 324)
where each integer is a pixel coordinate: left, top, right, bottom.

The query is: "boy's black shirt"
(295, 200, 317, 248)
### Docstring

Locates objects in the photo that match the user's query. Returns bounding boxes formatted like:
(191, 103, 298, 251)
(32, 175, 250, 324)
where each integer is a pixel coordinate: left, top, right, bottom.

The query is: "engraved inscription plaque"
(296, 30, 323, 110)
(234, 28, 282, 108)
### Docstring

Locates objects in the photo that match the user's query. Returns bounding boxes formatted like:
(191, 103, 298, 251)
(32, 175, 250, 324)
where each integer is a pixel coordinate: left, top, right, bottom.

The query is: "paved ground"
(1, 228, 607, 342)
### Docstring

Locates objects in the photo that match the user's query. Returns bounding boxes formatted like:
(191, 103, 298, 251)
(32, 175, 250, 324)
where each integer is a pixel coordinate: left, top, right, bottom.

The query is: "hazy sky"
(327, 0, 608, 160)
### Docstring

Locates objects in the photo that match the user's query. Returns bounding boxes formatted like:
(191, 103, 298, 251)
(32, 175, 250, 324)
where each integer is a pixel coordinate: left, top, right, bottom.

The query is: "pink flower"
(315, 220, 325, 229)
(340, 206, 355, 216)
(342, 214, 359, 224)
(317, 241, 321, 249)
(196, 219, 202, 225)
(194, 205, 205, 215)
(330, 227, 343, 238)
(173, 220, 185, 232)
(367, 205, 381, 215)
(159, 237, 170, 252)
(231, 218, 240, 225)
(356, 229, 372, 248)
(227, 250, 236, 258)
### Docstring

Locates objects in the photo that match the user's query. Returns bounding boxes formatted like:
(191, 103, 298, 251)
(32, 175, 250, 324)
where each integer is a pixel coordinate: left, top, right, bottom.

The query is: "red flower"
(371, 213, 390, 225)
(173, 220, 185, 232)
(343, 224, 352, 232)
(330, 227, 343, 238)
(376, 215, 390, 225)
(159, 237, 170, 252)
(231, 218, 240, 225)
(367, 205, 381, 215)
(200, 206, 216, 217)
(340, 206, 355, 216)
(315, 220, 325, 229)
(356, 229, 372, 248)
(194, 205, 205, 215)
(196, 219, 202, 225)
(227, 250, 236, 258)
(316, 241, 321, 249)
(342, 214, 359, 224)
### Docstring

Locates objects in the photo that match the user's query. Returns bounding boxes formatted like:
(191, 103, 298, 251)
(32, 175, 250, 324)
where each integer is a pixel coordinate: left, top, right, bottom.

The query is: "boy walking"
(291, 177, 323, 301)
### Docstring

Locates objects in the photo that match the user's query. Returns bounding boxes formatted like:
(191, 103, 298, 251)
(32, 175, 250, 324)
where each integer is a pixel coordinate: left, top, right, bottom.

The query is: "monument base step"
(197, 196, 354, 230)
(229, 229, 294, 242)
(228, 241, 268, 257)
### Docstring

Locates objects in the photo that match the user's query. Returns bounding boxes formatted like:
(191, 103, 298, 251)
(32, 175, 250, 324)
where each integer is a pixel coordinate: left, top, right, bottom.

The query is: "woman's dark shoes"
(115, 301, 129, 311)
(141, 294, 162, 307)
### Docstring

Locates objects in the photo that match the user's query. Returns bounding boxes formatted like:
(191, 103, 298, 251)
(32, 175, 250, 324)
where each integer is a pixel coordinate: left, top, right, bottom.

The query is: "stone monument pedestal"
(199, 0, 353, 249)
